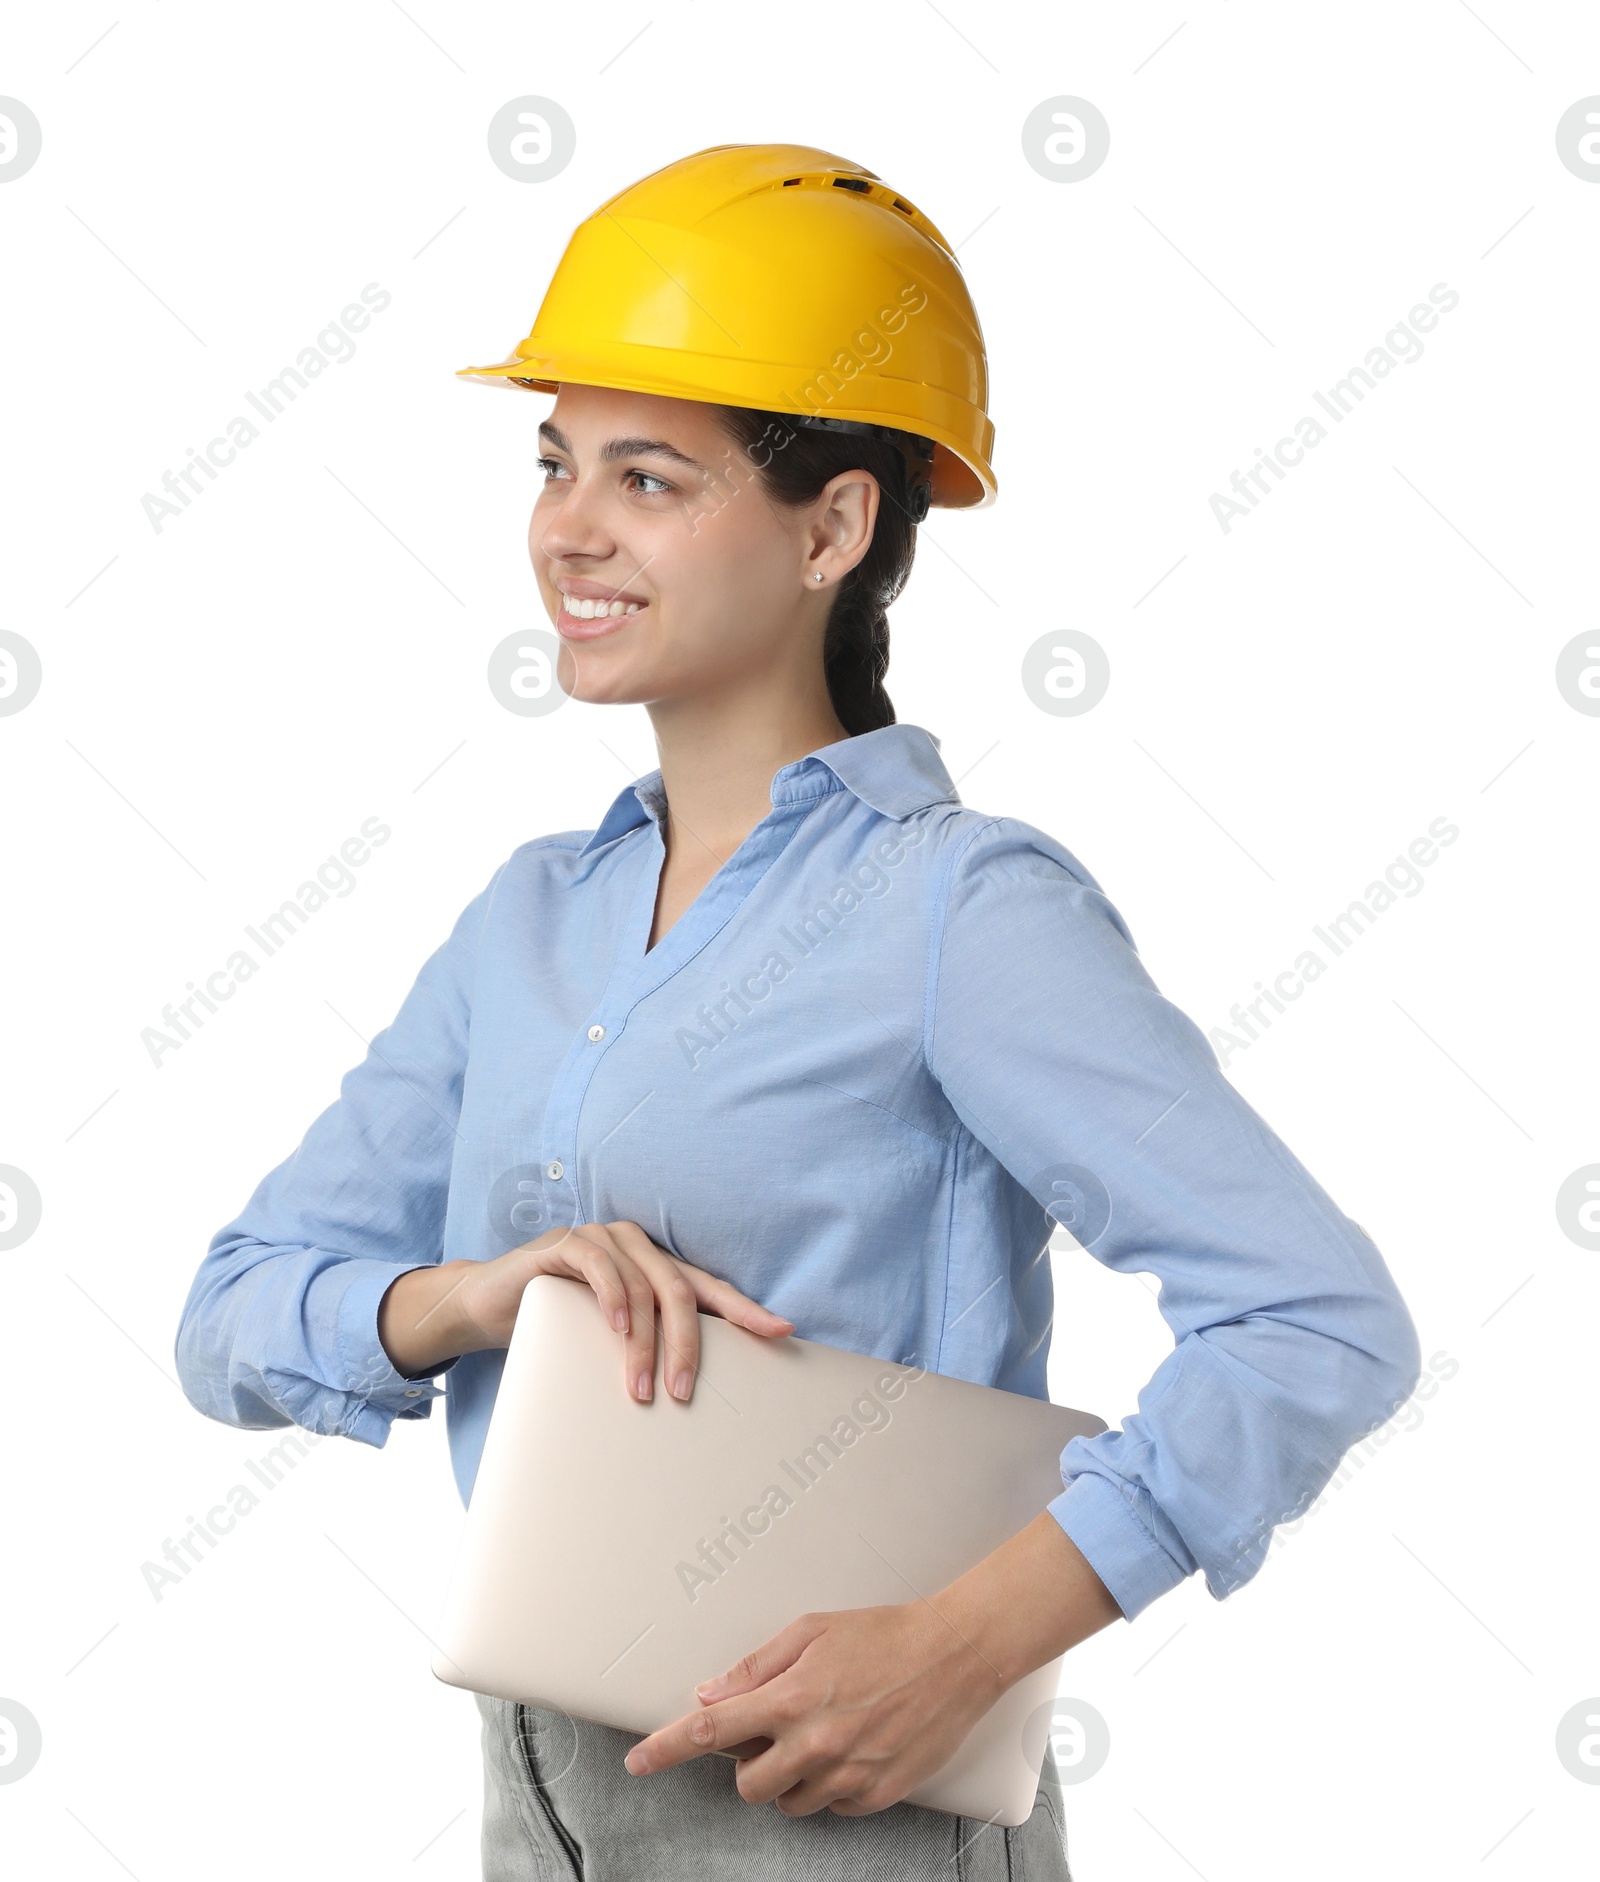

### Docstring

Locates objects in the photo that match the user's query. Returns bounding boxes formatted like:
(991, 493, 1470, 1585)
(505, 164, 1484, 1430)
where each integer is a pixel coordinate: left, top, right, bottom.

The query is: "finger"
(678, 1261, 796, 1337)
(536, 1226, 633, 1332)
(726, 1724, 841, 1811)
(623, 1687, 785, 1777)
(777, 1774, 854, 1817)
(563, 1226, 659, 1401)
(693, 1613, 821, 1704)
(599, 1240, 664, 1403)
(607, 1224, 702, 1402)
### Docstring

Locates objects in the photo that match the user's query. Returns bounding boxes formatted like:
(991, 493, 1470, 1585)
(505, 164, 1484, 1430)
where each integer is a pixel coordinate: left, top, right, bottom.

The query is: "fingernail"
(636, 1369, 652, 1400)
(694, 1679, 717, 1698)
(671, 1372, 691, 1400)
(624, 1750, 644, 1774)
(612, 1307, 628, 1330)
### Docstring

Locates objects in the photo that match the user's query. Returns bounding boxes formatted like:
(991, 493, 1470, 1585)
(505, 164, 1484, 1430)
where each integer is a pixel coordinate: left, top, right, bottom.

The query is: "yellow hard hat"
(456, 143, 995, 509)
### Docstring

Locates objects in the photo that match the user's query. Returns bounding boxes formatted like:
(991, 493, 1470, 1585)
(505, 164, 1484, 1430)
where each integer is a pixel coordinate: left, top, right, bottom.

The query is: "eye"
(536, 455, 573, 482)
(626, 468, 674, 496)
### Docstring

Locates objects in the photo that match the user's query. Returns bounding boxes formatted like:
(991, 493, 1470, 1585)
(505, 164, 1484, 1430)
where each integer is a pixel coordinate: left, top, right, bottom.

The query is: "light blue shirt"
(176, 725, 1421, 1621)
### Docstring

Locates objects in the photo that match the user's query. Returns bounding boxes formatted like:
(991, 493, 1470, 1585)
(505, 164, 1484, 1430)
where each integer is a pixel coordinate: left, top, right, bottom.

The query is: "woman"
(176, 144, 1421, 1880)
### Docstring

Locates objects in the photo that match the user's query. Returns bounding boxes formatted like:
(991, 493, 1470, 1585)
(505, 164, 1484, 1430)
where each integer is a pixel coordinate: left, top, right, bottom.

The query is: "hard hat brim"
(455, 353, 995, 510)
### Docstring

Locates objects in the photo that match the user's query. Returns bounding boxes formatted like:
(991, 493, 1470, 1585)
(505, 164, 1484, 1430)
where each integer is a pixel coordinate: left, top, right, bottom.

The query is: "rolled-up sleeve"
(925, 817, 1422, 1621)
(174, 864, 505, 1447)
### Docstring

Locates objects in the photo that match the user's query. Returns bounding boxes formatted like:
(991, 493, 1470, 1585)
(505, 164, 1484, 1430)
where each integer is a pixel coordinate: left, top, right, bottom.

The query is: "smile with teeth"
(562, 596, 644, 619)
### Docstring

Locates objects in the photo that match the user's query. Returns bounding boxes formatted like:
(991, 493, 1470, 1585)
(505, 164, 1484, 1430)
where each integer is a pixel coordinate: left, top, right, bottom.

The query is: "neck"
(647, 675, 849, 867)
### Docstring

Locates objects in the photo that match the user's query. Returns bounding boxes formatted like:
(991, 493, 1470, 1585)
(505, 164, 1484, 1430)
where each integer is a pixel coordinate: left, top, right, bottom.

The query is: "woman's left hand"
(621, 1599, 1005, 1817)
(621, 1511, 1124, 1816)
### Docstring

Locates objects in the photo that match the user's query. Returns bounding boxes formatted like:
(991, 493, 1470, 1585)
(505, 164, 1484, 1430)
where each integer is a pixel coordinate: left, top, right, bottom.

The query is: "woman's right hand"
(377, 1221, 793, 1403)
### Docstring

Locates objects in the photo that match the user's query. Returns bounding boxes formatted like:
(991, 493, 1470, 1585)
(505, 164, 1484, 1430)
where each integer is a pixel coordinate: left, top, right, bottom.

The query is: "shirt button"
(546, 1160, 564, 1181)
(587, 1024, 606, 1042)
(403, 1388, 422, 1398)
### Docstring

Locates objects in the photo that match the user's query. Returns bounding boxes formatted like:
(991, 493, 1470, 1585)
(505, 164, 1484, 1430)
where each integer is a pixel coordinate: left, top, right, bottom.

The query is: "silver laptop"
(432, 1274, 1106, 1827)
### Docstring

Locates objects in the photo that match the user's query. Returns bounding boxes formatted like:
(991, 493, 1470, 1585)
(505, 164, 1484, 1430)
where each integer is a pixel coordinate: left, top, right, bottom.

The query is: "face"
(528, 383, 874, 709)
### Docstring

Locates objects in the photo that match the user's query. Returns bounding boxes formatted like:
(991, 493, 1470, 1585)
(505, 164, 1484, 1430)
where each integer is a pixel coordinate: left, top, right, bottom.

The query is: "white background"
(2, 3, 1596, 1876)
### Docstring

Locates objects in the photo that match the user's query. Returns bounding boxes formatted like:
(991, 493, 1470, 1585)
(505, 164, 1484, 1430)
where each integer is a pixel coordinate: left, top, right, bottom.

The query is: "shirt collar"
(775, 724, 959, 818)
(579, 771, 667, 857)
(575, 724, 958, 862)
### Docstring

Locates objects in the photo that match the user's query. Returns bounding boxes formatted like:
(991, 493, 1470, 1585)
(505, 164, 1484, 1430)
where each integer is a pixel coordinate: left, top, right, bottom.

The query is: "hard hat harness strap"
(788, 413, 935, 523)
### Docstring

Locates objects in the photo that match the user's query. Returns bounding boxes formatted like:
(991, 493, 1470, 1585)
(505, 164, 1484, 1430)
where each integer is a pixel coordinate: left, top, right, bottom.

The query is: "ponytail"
(822, 572, 895, 737)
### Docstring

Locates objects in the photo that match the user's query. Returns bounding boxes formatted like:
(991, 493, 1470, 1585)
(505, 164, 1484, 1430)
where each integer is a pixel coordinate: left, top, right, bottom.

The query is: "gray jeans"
(477, 1695, 1073, 1880)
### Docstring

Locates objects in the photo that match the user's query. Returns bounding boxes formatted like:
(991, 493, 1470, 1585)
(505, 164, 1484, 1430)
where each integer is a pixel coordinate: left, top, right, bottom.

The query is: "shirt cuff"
(318, 1258, 454, 1445)
(1048, 1472, 1190, 1622)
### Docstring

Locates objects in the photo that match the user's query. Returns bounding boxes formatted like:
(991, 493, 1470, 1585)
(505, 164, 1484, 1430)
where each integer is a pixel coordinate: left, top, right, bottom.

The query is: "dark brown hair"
(709, 406, 929, 737)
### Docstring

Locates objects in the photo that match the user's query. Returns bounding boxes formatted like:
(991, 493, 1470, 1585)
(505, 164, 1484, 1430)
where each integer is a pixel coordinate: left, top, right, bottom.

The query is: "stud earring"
(815, 571, 824, 583)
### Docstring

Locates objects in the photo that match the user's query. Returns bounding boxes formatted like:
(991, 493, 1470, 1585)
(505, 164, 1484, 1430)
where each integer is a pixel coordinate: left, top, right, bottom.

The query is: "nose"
(533, 471, 616, 568)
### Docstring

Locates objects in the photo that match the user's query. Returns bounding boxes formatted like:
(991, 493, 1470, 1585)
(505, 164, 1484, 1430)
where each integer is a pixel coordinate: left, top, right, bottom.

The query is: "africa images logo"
(1208, 284, 1460, 534)
(671, 1362, 927, 1604)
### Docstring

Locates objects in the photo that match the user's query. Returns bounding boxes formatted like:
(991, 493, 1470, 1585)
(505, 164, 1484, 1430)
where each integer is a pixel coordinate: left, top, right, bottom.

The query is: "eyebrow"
(538, 421, 706, 471)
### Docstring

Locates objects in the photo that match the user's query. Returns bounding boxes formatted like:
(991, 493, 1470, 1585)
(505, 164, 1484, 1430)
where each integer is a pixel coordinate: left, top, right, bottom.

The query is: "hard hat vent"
(770, 171, 924, 226)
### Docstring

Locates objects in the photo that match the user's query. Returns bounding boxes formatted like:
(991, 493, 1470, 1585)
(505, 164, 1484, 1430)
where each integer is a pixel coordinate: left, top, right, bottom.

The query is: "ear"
(803, 470, 880, 588)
